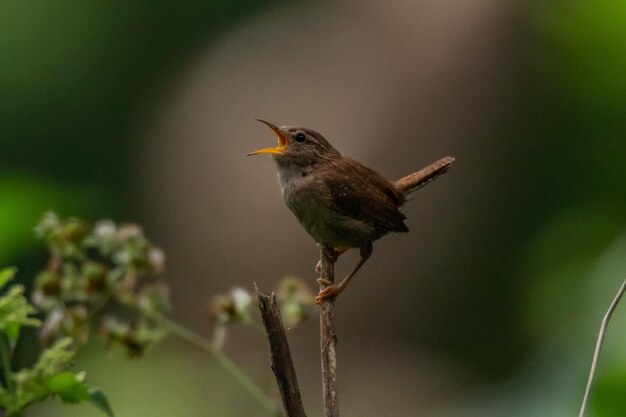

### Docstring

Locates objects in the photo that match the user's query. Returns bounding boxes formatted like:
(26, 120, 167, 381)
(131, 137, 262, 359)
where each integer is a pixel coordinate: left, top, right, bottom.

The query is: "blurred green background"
(1, 1, 625, 416)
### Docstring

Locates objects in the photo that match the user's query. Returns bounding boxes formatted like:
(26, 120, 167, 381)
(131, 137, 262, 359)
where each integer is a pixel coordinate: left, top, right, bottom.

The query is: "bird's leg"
(315, 243, 372, 305)
(315, 247, 348, 276)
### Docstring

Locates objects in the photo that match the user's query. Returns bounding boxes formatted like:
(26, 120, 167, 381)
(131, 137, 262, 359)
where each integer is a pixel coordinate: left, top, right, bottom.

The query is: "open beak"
(247, 119, 288, 156)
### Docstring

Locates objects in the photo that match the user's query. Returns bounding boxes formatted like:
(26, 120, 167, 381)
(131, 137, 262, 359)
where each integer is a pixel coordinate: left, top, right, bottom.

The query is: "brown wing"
(322, 158, 409, 234)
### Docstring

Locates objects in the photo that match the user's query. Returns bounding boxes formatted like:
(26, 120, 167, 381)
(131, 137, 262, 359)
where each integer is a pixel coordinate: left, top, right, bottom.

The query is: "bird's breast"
(276, 165, 374, 248)
(278, 167, 327, 220)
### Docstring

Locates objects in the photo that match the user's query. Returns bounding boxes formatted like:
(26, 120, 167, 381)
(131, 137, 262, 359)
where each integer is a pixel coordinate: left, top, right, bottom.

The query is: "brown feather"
(322, 158, 409, 234)
(394, 156, 455, 198)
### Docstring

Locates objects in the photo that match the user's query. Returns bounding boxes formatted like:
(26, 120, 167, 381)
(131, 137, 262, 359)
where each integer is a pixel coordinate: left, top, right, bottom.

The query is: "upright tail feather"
(394, 156, 455, 198)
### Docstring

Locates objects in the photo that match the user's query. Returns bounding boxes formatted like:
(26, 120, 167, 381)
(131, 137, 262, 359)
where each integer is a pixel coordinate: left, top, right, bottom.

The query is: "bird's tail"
(394, 156, 455, 198)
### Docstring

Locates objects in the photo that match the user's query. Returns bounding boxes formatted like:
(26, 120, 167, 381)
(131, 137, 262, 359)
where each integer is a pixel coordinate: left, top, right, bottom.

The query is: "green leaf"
(45, 372, 90, 403)
(33, 337, 75, 378)
(0, 284, 41, 338)
(89, 388, 115, 417)
(14, 338, 89, 409)
(0, 267, 16, 289)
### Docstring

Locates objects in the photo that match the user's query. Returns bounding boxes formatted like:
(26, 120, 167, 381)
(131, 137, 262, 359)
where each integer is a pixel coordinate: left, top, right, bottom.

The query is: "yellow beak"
(247, 119, 288, 156)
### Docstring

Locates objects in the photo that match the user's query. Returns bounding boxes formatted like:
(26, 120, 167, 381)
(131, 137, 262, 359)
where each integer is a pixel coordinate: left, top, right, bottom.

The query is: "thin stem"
(319, 246, 339, 417)
(579, 277, 626, 417)
(0, 334, 22, 417)
(0, 336, 15, 395)
(149, 312, 279, 417)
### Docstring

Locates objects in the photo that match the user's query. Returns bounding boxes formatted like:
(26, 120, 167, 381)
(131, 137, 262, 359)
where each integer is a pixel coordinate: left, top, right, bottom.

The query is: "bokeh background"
(2, 1, 626, 416)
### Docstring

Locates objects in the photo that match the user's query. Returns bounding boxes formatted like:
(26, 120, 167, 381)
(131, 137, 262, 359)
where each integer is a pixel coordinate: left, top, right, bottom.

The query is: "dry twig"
(256, 285, 307, 417)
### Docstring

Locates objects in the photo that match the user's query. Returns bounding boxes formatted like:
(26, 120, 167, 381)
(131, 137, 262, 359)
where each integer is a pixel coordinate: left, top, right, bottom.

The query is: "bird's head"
(248, 119, 340, 166)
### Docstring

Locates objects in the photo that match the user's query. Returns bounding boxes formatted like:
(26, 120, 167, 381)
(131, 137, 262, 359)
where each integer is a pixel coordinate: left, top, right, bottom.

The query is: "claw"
(315, 284, 341, 305)
(317, 277, 332, 286)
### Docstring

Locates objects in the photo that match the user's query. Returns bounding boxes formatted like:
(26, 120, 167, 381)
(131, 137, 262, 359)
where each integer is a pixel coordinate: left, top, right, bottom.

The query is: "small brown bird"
(248, 120, 454, 304)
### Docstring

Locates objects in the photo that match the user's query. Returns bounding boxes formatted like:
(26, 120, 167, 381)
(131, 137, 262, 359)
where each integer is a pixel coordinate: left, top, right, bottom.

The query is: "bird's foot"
(315, 281, 342, 305)
(317, 277, 332, 286)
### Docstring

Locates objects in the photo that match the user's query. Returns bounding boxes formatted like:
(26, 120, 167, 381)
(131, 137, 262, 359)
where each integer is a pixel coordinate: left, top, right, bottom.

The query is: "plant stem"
(0, 334, 22, 417)
(319, 246, 339, 417)
(579, 277, 626, 417)
(149, 312, 279, 417)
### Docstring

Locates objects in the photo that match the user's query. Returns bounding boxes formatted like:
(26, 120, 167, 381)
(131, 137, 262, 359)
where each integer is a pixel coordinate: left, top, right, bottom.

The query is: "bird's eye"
(295, 133, 306, 143)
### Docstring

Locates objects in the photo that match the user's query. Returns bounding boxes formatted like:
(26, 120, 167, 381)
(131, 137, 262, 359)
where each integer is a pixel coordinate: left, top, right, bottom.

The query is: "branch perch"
(256, 285, 307, 417)
(319, 246, 339, 417)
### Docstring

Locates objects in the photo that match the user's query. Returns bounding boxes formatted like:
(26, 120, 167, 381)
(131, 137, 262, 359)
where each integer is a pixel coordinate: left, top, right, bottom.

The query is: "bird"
(248, 119, 454, 304)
